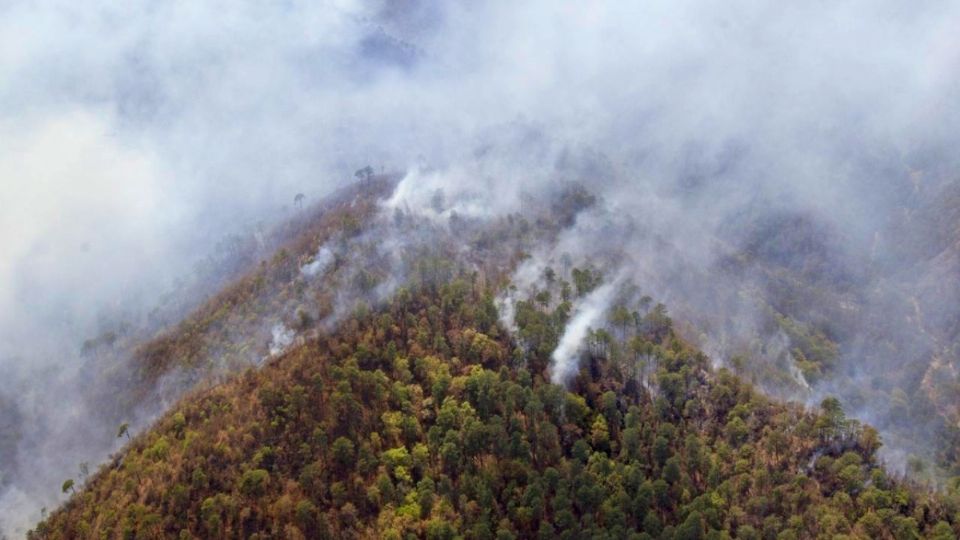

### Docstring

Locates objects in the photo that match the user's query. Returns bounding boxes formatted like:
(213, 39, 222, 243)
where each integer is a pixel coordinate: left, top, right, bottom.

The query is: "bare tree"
(354, 165, 374, 184)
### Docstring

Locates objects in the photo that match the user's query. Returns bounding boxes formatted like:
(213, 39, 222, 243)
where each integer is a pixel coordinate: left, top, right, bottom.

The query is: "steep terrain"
(28, 181, 960, 539)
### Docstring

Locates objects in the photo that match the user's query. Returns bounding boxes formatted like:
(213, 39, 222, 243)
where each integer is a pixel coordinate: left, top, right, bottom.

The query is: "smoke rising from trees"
(550, 283, 618, 386)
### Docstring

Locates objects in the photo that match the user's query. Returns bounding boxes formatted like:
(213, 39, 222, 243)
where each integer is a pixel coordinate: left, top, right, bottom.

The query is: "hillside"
(7, 176, 405, 499)
(30, 185, 960, 539)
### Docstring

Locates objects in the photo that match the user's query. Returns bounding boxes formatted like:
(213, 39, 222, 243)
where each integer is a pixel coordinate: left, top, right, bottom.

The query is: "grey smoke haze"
(2, 0, 960, 535)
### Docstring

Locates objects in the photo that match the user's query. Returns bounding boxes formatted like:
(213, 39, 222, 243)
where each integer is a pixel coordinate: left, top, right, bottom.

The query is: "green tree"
(239, 469, 270, 498)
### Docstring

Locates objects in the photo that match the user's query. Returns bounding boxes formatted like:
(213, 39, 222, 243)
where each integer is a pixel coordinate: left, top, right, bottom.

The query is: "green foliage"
(31, 204, 960, 539)
(239, 469, 270, 498)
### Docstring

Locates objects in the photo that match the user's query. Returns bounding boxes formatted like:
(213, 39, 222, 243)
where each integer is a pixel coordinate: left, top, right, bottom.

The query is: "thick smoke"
(3, 0, 960, 535)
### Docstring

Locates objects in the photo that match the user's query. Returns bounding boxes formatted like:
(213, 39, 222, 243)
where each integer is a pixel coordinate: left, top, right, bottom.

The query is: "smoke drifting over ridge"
(2, 0, 960, 535)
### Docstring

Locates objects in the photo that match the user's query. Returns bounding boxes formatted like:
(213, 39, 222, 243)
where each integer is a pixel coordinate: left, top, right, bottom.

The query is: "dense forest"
(30, 182, 960, 539)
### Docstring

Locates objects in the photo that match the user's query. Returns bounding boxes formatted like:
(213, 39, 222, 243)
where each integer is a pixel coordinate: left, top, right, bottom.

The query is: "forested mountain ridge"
(30, 182, 960, 539)
(42, 176, 403, 473)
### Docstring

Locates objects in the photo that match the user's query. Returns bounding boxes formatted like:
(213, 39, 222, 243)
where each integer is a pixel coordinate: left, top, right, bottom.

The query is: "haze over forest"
(2, 1, 960, 538)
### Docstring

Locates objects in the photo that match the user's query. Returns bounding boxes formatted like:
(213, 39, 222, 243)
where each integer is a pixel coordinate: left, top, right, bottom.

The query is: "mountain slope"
(30, 234, 959, 539)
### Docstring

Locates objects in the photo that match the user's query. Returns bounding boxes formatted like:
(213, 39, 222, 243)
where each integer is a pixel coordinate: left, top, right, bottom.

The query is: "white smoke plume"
(268, 323, 296, 357)
(550, 282, 618, 385)
(301, 245, 336, 278)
